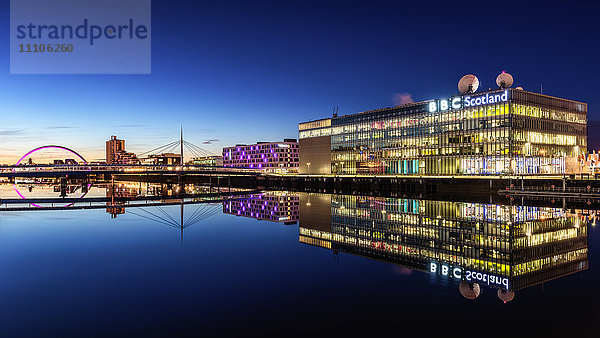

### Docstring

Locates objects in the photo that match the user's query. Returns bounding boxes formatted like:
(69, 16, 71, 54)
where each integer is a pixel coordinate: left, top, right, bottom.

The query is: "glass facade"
(299, 192, 589, 292)
(298, 88, 587, 175)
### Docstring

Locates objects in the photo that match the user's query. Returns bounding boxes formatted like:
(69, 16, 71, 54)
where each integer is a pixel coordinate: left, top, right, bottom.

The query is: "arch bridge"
(0, 145, 261, 178)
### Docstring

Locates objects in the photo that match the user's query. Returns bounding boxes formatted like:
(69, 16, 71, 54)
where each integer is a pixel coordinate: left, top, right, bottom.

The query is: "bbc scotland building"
(298, 87, 587, 175)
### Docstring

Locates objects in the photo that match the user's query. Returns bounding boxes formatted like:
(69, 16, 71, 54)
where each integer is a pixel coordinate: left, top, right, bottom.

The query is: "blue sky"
(1, 0, 599, 163)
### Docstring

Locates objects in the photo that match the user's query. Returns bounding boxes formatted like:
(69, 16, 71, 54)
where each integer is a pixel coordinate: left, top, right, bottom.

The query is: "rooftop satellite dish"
(496, 72, 514, 89)
(458, 74, 479, 94)
(515, 86, 523, 90)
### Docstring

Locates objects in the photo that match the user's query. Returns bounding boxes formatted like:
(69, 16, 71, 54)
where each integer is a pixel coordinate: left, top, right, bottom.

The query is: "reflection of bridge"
(0, 191, 240, 244)
(0, 190, 261, 211)
(0, 185, 257, 243)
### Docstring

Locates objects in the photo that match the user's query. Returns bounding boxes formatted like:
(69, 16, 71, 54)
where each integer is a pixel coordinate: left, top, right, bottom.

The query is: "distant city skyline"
(1, 1, 598, 163)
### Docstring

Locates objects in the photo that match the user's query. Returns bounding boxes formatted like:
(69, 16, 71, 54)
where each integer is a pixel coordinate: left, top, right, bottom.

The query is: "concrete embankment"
(112, 173, 600, 198)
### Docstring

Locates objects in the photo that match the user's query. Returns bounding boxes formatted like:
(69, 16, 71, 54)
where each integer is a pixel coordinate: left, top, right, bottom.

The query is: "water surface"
(1, 187, 599, 336)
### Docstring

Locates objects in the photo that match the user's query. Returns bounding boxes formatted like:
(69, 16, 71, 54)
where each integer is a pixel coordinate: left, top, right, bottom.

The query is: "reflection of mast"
(127, 201, 220, 241)
(181, 202, 184, 245)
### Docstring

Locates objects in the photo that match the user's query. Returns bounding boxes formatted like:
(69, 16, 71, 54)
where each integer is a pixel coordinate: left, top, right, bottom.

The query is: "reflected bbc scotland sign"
(429, 262, 510, 290)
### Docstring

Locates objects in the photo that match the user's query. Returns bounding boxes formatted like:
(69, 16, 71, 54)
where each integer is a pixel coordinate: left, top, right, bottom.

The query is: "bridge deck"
(0, 164, 262, 178)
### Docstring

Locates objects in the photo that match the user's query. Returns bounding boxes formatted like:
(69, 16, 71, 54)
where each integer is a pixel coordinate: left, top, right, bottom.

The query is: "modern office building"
(106, 136, 140, 165)
(223, 139, 299, 173)
(299, 87, 587, 175)
(143, 153, 182, 165)
(223, 191, 299, 224)
(191, 155, 223, 167)
(298, 192, 588, 297)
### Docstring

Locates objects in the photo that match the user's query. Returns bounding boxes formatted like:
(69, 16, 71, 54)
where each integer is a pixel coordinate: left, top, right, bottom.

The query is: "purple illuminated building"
(223, 139, 299, 173)
(223, 192, 299, 224)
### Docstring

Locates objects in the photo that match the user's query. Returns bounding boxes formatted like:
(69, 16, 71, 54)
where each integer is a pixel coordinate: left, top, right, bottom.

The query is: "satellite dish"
(459, 281, 481, 300)
(496, 72, 514, 89)
(515, 86, 524, 90)
(497, 289, 515, 303)
(458, 74, 479, 94)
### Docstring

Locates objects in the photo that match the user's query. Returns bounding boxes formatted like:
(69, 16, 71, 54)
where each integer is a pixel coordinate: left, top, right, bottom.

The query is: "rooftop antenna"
(332, 106, 338, 118)
(496, 71, 514, 89)
(458, 74, 479, 94)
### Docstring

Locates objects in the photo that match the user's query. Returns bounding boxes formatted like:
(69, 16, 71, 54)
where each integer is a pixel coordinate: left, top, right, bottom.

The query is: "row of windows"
(225, 155, 298, 162)
(513, 115, 586, 135)
(224, 162, 298, 167)
(224, 143, 298, 152)
(226, 148, 297, 155)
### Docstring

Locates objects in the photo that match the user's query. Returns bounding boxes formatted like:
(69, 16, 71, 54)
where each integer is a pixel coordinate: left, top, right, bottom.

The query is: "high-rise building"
(298, 88, 587, 175)
(223, 139, 299, 173)
(106, 136, 140, 165)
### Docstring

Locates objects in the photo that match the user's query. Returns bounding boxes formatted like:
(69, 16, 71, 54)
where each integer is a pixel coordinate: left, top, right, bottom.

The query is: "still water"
(1, 183, 599, 336)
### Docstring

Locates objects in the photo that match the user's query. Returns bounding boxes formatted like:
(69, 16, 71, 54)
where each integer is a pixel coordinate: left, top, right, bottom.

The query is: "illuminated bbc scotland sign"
(429, 262, 510, 290)
(428, 90, 509, 113)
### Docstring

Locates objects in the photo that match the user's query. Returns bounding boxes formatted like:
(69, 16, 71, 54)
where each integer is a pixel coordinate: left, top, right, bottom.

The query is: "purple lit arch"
(15, 145, 88, 165)
(13, 145, 90, 208)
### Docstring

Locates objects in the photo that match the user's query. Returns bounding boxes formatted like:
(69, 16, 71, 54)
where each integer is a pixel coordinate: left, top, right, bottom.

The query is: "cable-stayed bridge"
(0, 139, 259, 178)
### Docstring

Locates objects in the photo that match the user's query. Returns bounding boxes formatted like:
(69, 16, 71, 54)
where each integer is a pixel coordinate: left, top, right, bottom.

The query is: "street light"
(306, 162, 311, 175)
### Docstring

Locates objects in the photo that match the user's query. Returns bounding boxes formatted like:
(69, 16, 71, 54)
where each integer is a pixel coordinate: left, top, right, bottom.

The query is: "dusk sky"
(1, 0, 598, 163)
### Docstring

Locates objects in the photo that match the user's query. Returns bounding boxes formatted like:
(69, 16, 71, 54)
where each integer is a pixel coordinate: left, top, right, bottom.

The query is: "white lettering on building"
(430, 262, 509, 289)
(428, 90, 509, 113)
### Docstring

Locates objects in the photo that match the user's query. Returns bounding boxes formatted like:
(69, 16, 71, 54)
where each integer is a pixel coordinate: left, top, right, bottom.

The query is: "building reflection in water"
(106, 182, 141, 218)
(223, 191, 299, 224)
(298, 192, 589, 302)
(105, 182, 215, 218)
